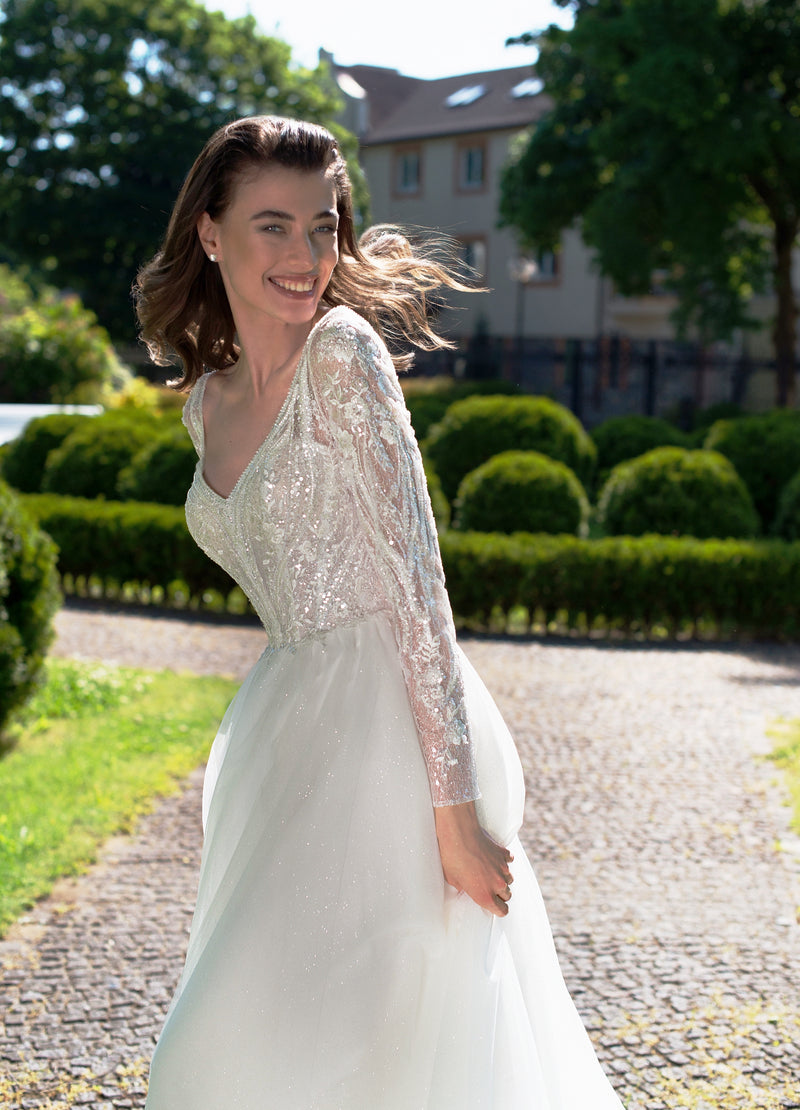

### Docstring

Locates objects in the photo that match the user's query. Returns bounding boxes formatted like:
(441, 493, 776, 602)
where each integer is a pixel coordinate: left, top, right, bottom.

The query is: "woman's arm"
(312, 311, 515, 910)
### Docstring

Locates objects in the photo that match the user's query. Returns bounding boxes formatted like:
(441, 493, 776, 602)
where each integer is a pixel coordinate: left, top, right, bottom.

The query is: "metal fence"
(413, 335, 784, 428)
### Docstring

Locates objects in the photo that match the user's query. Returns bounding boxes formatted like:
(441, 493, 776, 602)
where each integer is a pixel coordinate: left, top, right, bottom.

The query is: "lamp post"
(508, 255, 538, 387)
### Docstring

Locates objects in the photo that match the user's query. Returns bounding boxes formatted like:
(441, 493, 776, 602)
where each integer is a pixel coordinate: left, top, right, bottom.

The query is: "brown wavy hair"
(133, 115, 475, 388)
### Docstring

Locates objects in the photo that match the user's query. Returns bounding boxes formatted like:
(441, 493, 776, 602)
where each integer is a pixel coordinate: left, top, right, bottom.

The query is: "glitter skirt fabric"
(144, 615, 623, 1109)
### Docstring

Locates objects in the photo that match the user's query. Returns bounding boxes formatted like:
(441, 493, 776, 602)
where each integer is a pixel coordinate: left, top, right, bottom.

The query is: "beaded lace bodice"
(182, 306, 477, 806)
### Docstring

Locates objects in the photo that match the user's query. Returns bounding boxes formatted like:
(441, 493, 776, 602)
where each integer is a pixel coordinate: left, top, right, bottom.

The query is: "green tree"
(0, 0, 363, 342)
(500, 0, 800, 405)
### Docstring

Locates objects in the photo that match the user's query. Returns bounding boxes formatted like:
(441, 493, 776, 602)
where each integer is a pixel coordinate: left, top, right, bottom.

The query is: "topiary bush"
(590, 415, 690, 485)
(42, 414, 152, 499)
(453, 450, 589, 536)
(1, 413, 92, 493)
(403, 379, 521, 441)
(597, 447, 761, 539)
(117, 425, 197, 505)
(0, 480, 61, 738)
(704, 410, 800, 529)
(773, 470, 800, 541)
(424, 395, 596, 501)
(422, 457, 450, 531)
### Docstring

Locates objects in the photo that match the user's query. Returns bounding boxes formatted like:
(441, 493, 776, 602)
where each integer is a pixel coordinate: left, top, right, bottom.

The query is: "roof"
(334, 64, 423, 130)
(334, 63, 551, 144)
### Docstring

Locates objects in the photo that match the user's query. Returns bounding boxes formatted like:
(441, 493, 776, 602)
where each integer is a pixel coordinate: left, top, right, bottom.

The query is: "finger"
(492, 895, 510, 916)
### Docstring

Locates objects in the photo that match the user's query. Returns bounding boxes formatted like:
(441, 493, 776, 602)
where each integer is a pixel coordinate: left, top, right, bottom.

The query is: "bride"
(134, 114, 625, 1109)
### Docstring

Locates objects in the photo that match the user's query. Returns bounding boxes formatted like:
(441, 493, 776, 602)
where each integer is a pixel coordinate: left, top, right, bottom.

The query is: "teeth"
(274, 277, 315, 293)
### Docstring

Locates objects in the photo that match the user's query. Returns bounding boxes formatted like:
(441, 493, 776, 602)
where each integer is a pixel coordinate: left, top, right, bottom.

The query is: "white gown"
(144, 306, 625, 1109)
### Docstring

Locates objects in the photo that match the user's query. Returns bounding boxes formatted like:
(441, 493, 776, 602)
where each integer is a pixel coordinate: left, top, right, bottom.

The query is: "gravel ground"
(1, 604, 800, 1109)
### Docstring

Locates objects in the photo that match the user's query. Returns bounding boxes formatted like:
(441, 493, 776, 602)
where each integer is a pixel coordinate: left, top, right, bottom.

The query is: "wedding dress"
(144, 306, 625, 1109)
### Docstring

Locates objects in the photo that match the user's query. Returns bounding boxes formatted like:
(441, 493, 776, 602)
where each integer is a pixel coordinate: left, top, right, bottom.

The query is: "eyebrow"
(249, 208, 338, 222)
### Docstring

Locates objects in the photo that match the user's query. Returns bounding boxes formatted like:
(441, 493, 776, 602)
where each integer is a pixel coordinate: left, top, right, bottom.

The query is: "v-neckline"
(196, 310, 333, 503)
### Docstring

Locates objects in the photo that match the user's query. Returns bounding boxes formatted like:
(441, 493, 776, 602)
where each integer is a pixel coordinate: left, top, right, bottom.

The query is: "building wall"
(359, 130, 603, 342)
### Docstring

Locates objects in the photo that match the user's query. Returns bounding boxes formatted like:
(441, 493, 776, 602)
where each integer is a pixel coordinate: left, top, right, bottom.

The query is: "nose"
(288, 229, 316, 270)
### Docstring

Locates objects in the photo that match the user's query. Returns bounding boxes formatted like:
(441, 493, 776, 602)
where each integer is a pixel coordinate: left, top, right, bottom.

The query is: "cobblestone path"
(1, 606, 799, 1109)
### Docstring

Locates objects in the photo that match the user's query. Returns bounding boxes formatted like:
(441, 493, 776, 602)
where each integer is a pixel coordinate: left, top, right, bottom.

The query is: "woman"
(135, 115, 625, 1109)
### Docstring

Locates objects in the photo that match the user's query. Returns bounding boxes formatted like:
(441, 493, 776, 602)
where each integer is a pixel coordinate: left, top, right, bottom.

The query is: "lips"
(271, 276, 316, 293)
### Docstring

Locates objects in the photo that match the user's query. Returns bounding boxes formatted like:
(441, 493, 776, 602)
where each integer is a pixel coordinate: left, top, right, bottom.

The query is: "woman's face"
(198, 164, 339, 333)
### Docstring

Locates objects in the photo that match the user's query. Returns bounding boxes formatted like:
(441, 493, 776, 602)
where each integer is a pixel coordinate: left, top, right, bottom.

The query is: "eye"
(315, 223, 338, 235)
(259, 224, 284, 233)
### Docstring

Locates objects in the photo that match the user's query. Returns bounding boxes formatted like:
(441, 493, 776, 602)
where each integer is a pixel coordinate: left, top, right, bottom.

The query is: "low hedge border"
(22, 494, 800, 640)
(441, 532, 800, 640)
(22, 493, 241, 611)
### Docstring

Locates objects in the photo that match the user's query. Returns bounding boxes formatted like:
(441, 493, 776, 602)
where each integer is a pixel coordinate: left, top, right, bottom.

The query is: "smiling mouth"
(271, 276, 316, 294)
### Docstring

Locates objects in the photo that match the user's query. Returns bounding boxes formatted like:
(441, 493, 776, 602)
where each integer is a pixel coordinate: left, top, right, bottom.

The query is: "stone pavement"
(1, 606, 800, 1109)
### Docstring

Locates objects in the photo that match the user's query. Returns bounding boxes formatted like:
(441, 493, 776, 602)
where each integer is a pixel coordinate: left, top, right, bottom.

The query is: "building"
(327, 54, 795, 416)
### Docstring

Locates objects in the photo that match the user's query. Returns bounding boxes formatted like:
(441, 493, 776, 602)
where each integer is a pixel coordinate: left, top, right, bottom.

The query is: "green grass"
(767, 719, 800, 835)
(0, 658, 238, 935)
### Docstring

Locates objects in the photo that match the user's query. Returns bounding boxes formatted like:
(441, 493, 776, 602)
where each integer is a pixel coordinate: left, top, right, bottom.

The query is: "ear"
(197, 212, 221, 261)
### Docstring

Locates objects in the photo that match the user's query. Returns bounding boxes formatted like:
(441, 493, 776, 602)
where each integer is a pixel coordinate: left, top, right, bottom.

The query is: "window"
(458, 237, 488, 279)
(444, 84, 487, 109)
(394, 148, 421, 196)
(457, 144, 485, 191)
(510, 76, 544, 99)
(535, 249, 558, 280)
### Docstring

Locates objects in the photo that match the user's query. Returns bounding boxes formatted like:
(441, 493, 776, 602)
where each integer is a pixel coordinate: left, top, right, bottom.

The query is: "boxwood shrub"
(404, 379, 520, 441)
(453, 451, 589, 535)
(117, 425, 197, 505)
(705, 410, 800, 528)
(424, 395, 596, 501)
(590, 414, 690, 487)
(597, 447, 760, 539)
(42, 415, 152, 499)
(1, 413, 92, 493)
(774, 470, 800, 541)
(0, 480, 61, 737)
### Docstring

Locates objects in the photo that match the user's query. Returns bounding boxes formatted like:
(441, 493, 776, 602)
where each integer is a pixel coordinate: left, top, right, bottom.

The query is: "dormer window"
(445, 84, 487, 108)
(510, 76, 544, 98)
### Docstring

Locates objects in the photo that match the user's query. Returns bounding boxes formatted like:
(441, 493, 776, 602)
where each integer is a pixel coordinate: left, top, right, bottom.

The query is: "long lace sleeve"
(181, 379, 204, 456)
(310, 310, 479, 807)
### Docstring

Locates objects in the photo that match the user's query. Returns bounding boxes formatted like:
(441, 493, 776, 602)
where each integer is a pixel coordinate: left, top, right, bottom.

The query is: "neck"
(232, 311, 323, 393)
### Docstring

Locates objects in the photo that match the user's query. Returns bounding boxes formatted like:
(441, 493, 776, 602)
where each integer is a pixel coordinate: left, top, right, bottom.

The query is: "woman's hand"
(433, 801, 514, 917)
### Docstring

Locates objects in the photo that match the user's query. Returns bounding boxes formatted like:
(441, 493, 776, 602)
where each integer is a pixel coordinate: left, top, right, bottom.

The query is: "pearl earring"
(209, 253, 217, 262)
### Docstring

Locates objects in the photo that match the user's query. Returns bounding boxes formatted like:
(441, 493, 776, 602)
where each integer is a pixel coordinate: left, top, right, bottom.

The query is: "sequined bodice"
(182, 307, 476, 806)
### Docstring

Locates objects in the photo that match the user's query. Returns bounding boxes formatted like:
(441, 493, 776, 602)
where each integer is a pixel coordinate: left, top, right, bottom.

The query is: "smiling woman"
(132, 115, 626, 1110)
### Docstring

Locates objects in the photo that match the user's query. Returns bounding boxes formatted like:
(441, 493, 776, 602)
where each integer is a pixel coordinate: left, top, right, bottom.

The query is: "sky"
(202, 0, 573, 79)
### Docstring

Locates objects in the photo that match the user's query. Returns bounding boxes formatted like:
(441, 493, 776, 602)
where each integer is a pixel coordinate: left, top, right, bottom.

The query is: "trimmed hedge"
(22, 492, 800, 640)
(424, 394, 596, 501)
(23, 494, 236, 603)
(597, 447, 761, 539)
(454, 451, 589, 535)
(705, 411, 800, 528)
(0, 481, 61, 736)
(439, 531, 800, 639)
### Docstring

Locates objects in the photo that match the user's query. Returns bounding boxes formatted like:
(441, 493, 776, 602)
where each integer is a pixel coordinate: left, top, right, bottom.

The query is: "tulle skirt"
(144, 614, 623, 1109)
